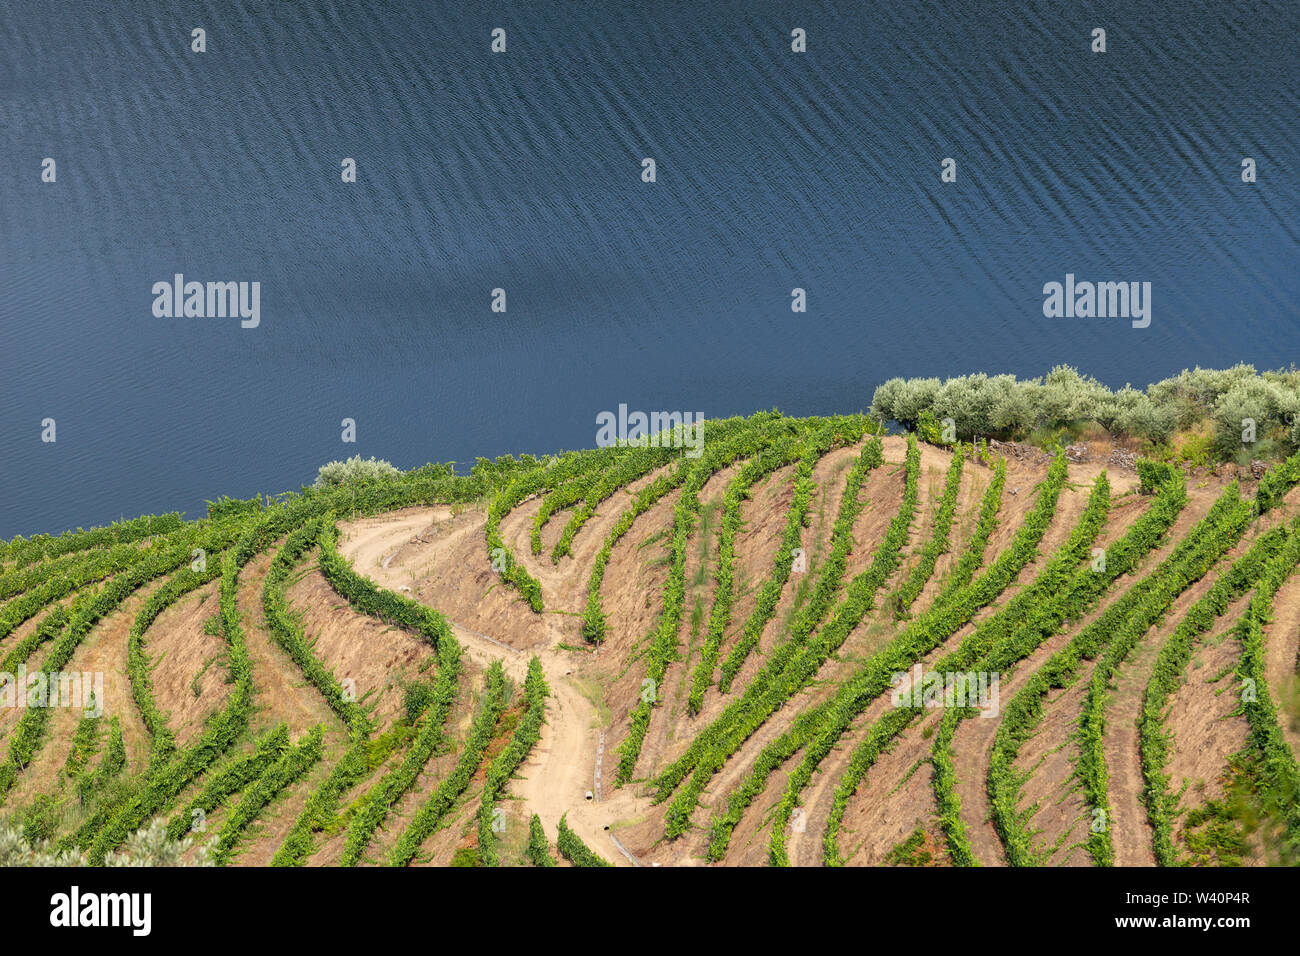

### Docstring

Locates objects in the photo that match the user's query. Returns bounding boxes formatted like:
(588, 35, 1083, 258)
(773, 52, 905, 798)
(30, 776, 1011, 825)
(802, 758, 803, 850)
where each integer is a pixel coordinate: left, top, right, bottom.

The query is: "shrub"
(21, 795, 58, 844)
(401, 678, 437, 724)
(1137, 459, 1178, 495)
(313, 455, 403, 488)
(1100, 386, 1177, 444)
(1210, 378, 1298, 458)
(871, 377, 941, 431)
(1038, 365, 1110, 424)
(0, 821, 211, 866)
(871, 365, 1300, 457)
(1148, 364, 1259, 410)
(931, 374, 1018, 437)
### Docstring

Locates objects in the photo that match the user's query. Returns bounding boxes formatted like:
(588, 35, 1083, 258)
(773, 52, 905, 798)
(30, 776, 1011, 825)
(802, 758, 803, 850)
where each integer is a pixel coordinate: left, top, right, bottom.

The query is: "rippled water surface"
(2, 0, 1297, 535)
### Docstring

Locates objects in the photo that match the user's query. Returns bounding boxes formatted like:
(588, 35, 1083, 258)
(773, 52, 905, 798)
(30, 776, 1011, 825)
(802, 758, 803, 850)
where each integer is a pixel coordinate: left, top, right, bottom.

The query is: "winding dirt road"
(338, 507, 642, 864)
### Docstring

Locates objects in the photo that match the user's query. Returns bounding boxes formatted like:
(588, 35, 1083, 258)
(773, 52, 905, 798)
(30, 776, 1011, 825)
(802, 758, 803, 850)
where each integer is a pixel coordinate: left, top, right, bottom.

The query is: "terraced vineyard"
(3, 411, 1299, 866)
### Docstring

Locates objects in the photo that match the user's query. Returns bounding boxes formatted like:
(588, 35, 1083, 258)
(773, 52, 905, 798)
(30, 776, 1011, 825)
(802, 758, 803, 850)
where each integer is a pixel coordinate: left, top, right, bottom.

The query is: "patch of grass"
(637, 528, 670, 552)
(191, 656, 218, 698)
(571, 676, 611, 728)
(450, 846, 479, 867)
(885, 826, 938, 866)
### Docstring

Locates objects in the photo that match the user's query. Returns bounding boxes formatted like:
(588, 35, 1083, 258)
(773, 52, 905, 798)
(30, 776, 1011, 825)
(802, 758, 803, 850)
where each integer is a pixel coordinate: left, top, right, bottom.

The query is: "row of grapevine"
(316, 523, 457, 655)
(316, 523, 467, 866)
(654, 434, 888, 814)
(551, 444, 681, 562)
(0, 523, 243, 807)
(709, 420, 873, 695)
(262, 520, 371, 732)
(556, 813, 613, 866)
(210, 727, 324, 865)
(894, 450, 965, 616)
(126, 563, 224, 764)
(1137, 520, 1300, 864)
(75, 717, 126, 805)
(1, 446, 530, 586)
(715, 441, 820, 693)
(1252, 450, 1300, 514)
(930, 474, 1172, 863)
(614, 416, 835, 784)
(687, 428, 812, 714)
(2, 460, 512, 859)
(0, 605, 69, 673)
(75, 508, 301, 862)
(477, 657, 549, 865)
(0, 527, 192, 648)
(166, 725, 292, 839)
(664, 437, 928, 838)
(342, 668, 460, 863)
(265, 520, 380, 866)
(44, 520, 255, 857)
(0, 539, 154, 603)
(928, 457, 1007, 607)
(487, 448, 619, 611)
(763, 459, 1108, 865)
(272, 733, 372, 865)
(1076, 481, 1265, 866)
(927, 471, 1196, 864)
(983, 479, 1251, 866)
(62, 711, 103, 783)
(808, 452, 1075, 863)
(762, 435, 934, 862)
(527, 813, 555, 866)
(0, 512, 184, 570)
(389, 662, 509, 866)
(580, 412, 786, 643)
(127, 502, 342, 836)
(531, 469, 609, 555)
(581, 463, 688, 643)
(1234, 526, 1300, 858)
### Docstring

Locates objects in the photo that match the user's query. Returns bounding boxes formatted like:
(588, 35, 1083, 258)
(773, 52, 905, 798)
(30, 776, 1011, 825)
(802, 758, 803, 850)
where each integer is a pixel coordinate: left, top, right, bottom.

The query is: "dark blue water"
(3, 0, 1297, 537)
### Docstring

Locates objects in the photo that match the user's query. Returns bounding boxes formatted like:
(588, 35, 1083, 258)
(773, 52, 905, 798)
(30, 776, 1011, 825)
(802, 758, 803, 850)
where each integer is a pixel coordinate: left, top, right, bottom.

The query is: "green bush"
(870, 364, 1300, 455)
(1137, 458, 1178, 494)
(314, 455, 403, 488)
(1, 820, 212, 867)
(1210, 378, 1298, 458)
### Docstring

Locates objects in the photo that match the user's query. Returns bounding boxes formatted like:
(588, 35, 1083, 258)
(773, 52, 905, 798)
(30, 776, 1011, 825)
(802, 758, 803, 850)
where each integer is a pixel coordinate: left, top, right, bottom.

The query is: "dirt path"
(337, 508, 641, 865)
(341, 509, 447, 576)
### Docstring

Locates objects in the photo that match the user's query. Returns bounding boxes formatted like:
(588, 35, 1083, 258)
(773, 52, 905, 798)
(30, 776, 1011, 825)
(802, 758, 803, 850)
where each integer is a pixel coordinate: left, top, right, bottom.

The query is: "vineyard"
(3, 409, 1300, 867)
